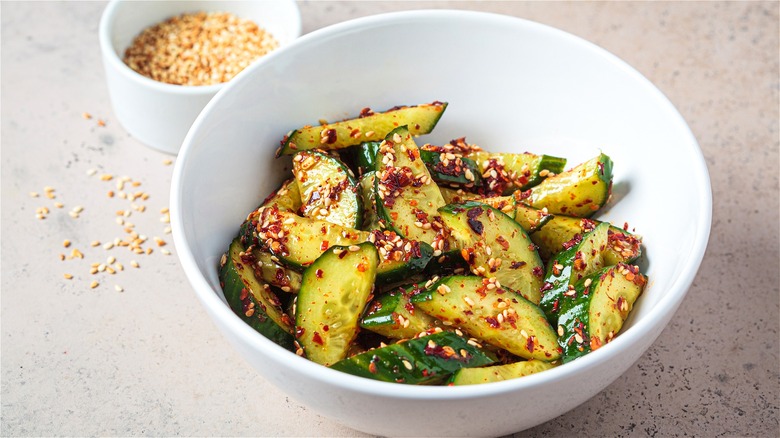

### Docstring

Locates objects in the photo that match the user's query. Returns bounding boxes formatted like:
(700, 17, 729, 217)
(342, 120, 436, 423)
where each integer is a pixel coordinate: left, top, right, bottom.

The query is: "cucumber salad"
(218, 101, 647, 385)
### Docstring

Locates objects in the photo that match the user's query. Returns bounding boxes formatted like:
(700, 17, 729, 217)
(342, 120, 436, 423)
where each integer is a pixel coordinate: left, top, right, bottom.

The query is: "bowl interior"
(172, 9, 710, 399)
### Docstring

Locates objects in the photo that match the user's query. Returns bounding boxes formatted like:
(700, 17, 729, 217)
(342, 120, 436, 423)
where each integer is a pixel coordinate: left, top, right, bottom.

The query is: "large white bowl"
(171, 10, 711, 437)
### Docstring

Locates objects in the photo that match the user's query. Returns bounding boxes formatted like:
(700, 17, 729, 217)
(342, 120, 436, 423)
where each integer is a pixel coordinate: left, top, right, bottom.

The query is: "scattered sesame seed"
(115, 284, 124, 292)
(89, 281, 99, 289)
(130, 260, 139, 268)
(63, 273, 73, 280)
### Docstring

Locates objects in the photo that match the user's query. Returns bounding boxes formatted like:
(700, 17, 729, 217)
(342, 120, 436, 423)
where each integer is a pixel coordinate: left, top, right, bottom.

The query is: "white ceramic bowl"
(171, 10, 711, 436)
(99, 0, 301, 154)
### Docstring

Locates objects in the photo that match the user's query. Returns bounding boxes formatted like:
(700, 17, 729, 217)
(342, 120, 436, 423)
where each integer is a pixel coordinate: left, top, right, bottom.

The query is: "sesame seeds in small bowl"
(99, 0, 301, 154)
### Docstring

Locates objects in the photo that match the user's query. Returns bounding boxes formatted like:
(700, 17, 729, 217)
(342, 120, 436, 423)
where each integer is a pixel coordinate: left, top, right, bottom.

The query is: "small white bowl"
(99, 0, 301, 154)
(171, 10, 711, 436)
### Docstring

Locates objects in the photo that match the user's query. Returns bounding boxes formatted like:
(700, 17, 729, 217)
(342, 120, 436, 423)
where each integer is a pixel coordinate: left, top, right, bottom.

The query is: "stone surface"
(1, 1, 777, 436)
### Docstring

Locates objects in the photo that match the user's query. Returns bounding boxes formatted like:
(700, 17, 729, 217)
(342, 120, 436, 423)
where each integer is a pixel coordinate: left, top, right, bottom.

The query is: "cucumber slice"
(239, 179, 301, 248)
(531, 215, 642, 262)
(295, 243, 379, 366)
(255, 205, 369, 269)
(293, 149, 362, 229)
(539, 222, 611, 324)
(369, 230, 434, 285)
(439, 201, 545, 304)
(449, 359, 556, 385)
(412, 276, 560, 361)
(419, 149, 482, 187)
(358, 171, 380, 231)
(251, 249, 302, 293)
(342, 141, 381, 176)
(278, 102, 448, 156)
(518, 153, 613, 217)
(330, 331, 495, 384)
(361, 285, 443, 339)
(218, 239, 295, 350)
(468, 150, 567, 196)
(440, 187, 482, 204)
(374, 126, 447, 245)
(557, 263, 647, 363)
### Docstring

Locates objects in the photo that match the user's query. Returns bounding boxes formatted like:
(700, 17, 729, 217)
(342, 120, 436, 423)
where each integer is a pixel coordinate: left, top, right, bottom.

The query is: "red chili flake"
(320, 240, 329, 251)
(315, 269, 324, 278)
(322, 128, 337, 144)
(368, 361, 378, 374)
(357, 262, 367, 272)
(424, 344, 462, 361)
(562, 233, 583, 250)
(532, 266, 544, 277)
(338, 250, 348, 259)
(510, 260, 527, 269)
(312, 331, 324, 345)
(540, 282, 554, 293)
(295, 327, 305, 338)
(359, 107, 374, 118)
(526, 335, 536, 353)
(496, 235, 510, 250)
(403, 301, 415, 314)
(552, 298, 560, 313)
(466, 206, 484, 235)
(484, 316, 500, 328)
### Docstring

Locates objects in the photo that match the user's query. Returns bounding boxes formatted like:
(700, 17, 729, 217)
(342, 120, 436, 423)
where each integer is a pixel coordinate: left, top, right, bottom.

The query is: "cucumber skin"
(278, 102, 448, 156)
(330, 331, 495, 384)
(448, 359, 556, 385)
(218, 239, 295, 351)
(556, 264, 646, 363)
(538, 222, 610, 325)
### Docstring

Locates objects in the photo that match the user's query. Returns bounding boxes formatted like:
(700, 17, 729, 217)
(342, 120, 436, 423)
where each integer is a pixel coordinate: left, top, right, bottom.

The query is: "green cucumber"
(412, 276, 560, 361)
(539, 222, 611, 324)
(239, 179, 302, 248)
(295, 243, 379, 366)
(440, 187, 482, 204)
(449, 359, 556, 385)
(358, 171, 381, 230)
(517, 153, 613, 217)
(374, 125, 447, 245)
(439, 201, 545, 304)
(293, 149, 362, 229)
(251, 249, 302, 293)
(369, 230, 434, 285)
(419, 149, 482, 187)
(255, 205, 368, 269)
(218, 239, 295, 350)
(361, 285, 443, 339)
(330, 331, 495, 384)
(556, 263, 647, 363)
(278, 102, 448, 156)
(467, 151, 567, 196)
(531, 215, 642, 262)
(342, 141, 381, 176)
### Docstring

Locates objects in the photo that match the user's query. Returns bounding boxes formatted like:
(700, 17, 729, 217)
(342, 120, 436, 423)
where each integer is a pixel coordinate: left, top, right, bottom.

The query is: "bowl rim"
(98, 0, 302, 95)
(171, 9, 712, 400)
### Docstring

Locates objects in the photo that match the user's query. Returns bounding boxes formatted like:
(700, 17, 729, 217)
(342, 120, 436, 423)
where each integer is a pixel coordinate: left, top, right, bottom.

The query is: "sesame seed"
(115, 284, 124, 292)
(63, 240, 71, 248)
(130, 260, 139, 268)
(63, 273, 73, 280)
(89, 281, 99, 289)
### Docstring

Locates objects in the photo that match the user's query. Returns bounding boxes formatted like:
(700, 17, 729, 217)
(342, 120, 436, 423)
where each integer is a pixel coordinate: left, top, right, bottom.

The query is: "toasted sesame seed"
(89, 281, 99, 289)
(557, 325, 565, 336)
(63, 273, 73, 280)
(115, 284, 124, 292)
(130, 260, 139, 268)
(63, 240, 71, 248)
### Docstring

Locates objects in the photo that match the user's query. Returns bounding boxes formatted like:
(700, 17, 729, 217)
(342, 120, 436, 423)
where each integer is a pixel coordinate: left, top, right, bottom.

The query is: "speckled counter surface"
(2, 1, 777, 436)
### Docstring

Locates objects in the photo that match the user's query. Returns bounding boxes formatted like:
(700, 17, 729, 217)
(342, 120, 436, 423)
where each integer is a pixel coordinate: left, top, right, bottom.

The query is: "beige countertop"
(2, 1, 778, 436)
